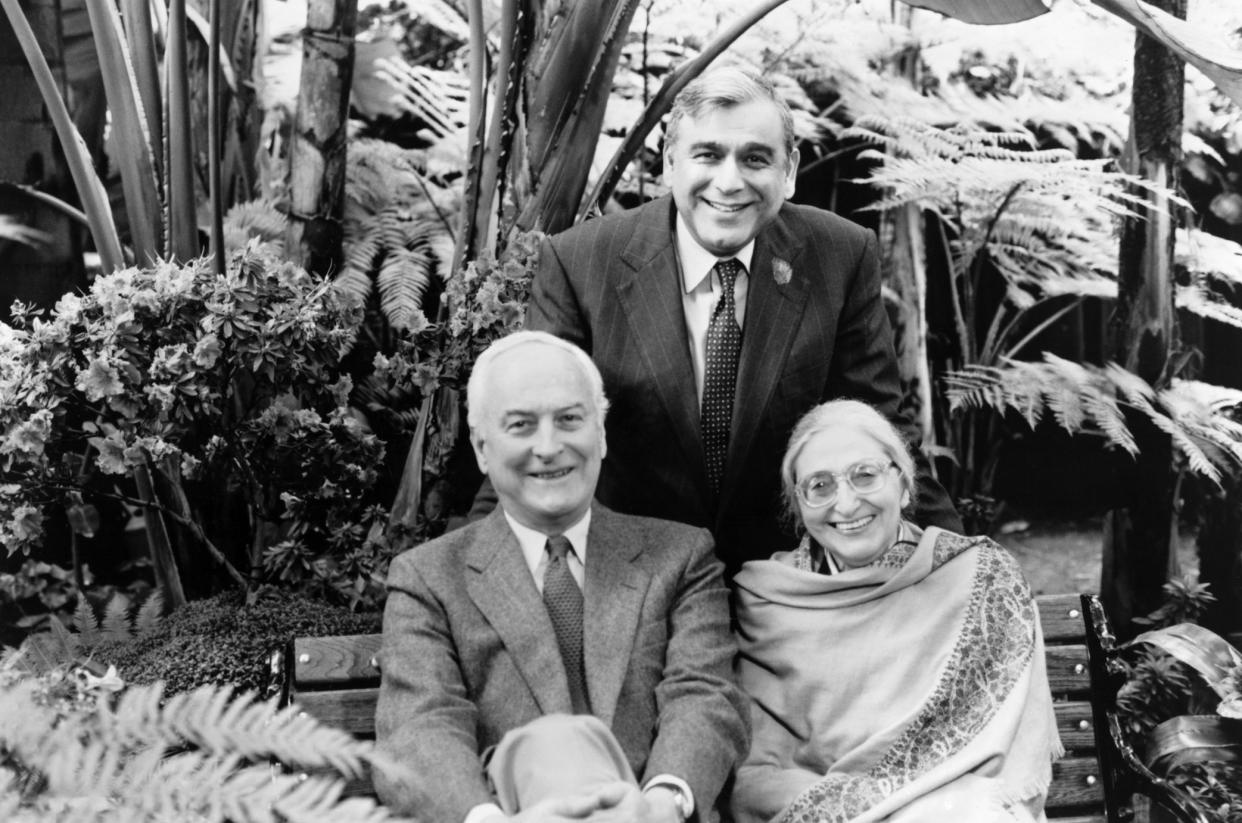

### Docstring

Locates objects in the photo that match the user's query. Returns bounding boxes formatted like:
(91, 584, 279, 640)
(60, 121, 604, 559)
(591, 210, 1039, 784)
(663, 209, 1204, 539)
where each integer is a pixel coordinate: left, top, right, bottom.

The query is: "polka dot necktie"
(543, 535, 590, 713)
(701, 258, 743, 498)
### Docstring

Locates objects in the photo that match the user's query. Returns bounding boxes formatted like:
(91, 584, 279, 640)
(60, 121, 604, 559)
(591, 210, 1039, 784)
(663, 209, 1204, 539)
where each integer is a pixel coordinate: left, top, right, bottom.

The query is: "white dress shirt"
(463, 508, 694, 823)
(675, 213, 755, 402)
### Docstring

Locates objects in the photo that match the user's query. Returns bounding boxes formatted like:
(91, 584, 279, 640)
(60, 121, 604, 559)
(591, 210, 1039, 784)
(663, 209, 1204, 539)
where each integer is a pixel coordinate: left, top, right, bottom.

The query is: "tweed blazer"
(373, 505, 750, 823)
(526, 195, 960, 574)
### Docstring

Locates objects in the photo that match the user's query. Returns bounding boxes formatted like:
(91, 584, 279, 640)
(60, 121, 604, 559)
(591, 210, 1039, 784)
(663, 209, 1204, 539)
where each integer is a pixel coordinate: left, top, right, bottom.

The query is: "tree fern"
(946, 354, 1242, 483)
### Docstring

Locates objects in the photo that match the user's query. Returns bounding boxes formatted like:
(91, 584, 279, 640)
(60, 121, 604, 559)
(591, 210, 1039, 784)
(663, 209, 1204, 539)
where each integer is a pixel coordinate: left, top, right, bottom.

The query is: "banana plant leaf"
(911, 0, 1242, 108)
(119, 0, 161, 174)
(1092, 0, 1242, 109)
(166, 0, 199, 261)
(83, 0, 161, 262)
(1146, 714, 1242, 773)
(899, 0, 1049, 24)
(1, 0, 124, 272)
(1127, 623, 1242, 703)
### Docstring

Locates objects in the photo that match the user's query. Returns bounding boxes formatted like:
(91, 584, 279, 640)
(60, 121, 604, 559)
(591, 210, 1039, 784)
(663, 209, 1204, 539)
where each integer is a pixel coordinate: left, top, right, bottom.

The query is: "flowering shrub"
(0, 248, 394, 607)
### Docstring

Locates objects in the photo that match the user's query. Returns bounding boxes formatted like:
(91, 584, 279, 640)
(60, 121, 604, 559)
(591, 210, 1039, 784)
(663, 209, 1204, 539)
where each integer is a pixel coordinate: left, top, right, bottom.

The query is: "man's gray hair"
(666, 66, 796, 160)
(466, 330, 610, 430)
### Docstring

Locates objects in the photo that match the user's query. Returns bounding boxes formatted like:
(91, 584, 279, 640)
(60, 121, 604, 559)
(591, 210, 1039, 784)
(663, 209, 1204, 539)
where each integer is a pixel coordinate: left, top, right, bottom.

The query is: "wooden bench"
(267, 593, 1206, 822)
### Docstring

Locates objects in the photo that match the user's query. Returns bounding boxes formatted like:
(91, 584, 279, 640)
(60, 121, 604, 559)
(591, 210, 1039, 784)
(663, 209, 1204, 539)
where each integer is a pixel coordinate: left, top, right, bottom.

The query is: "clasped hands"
(491, 783, 682, 823)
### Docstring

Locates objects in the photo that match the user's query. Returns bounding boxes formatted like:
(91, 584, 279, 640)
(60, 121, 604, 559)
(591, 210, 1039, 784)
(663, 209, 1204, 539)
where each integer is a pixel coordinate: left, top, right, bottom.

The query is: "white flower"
(192, 334, 221, 368)
(75, 357, 124, 401)
(10, 504, 44, 542)
(88, 431, 129, 475)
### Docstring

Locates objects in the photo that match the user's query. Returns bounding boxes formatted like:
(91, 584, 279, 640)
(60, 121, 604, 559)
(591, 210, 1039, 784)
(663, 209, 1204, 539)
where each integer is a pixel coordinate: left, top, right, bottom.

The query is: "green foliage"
(850, 116, 1153, 315)
(0, 248, 397, 604)
(0, 561, 86, 639)
(337, 139, 458, 335)
(375, 228, 542, 398)
(88, 588, 379, 696)
(0, 648, 405, 822)
(947, 355, 1242, 485)
(1113, 578, 1242, 823)
(1165, 763, 1242, 823)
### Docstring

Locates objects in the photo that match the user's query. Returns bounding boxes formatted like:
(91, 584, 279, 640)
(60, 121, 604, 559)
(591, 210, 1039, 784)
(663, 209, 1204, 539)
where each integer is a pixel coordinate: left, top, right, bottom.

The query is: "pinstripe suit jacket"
(373, 505, 749, 823)
(527, 195, 959, 574)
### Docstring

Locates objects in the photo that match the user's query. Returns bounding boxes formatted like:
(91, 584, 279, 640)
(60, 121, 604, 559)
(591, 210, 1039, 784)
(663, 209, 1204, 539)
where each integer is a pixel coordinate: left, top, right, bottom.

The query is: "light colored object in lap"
(487, 714, 636, 813)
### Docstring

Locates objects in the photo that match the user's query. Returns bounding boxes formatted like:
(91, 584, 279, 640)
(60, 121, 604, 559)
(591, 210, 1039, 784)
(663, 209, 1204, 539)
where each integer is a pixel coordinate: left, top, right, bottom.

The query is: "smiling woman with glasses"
(730, 400, 1062, 823)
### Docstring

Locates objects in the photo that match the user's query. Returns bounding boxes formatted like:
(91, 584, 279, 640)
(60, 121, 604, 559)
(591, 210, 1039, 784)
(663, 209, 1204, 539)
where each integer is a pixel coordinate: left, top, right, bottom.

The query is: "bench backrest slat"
(293, 634, 381, 690)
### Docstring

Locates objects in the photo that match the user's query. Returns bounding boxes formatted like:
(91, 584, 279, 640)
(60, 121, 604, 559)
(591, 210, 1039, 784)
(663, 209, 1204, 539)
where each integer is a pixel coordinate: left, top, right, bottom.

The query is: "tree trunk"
(1102, 0, 1185, 635)
(286, 0, 357, 276)
(881, 204, 934, 449)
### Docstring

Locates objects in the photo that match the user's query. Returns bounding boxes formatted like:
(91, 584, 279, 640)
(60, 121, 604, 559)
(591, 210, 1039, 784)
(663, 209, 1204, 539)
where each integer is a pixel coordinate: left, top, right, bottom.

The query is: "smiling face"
(664, 98, 798, 257)
(793, 424, 909, 570)
(470, 342, 605, 534)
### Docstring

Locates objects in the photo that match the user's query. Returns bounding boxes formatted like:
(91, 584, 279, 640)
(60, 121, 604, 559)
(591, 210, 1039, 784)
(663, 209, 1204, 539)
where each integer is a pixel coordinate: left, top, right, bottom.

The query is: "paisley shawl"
(731, 527, 1062, 823)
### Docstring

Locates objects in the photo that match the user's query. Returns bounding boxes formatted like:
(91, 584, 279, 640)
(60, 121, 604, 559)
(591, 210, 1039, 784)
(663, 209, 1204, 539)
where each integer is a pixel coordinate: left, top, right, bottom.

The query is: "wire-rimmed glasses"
(795, 460, 897, 508)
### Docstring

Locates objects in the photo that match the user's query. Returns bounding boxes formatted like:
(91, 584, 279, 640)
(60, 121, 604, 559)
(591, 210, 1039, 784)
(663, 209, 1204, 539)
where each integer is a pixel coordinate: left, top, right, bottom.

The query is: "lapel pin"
(772, 258, 793, 286)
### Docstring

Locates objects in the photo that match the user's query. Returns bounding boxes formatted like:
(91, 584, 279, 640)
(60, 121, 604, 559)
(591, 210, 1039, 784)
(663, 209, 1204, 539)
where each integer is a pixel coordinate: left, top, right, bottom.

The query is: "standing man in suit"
(375, 331, 749, 823)
(523, 66, 960, 574)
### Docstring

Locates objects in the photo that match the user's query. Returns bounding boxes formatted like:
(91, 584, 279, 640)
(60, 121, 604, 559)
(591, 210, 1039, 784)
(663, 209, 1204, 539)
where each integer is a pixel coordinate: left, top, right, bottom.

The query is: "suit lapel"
(582, 506, 648, 726)
(616, 198, 708, 500)
(465, 511, 572, 714)
(723, 212, 810, 515)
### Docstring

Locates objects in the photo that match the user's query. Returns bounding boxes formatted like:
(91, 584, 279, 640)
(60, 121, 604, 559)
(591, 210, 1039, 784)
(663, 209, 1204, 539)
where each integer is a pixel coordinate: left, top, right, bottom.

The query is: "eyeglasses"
(795, 460, 897, 508)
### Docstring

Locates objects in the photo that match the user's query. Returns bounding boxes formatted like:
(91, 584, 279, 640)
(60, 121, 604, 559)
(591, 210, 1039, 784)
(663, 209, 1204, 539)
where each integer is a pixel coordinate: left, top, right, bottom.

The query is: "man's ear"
(470, 429, 489, 475)
(783, 147, 800, 199)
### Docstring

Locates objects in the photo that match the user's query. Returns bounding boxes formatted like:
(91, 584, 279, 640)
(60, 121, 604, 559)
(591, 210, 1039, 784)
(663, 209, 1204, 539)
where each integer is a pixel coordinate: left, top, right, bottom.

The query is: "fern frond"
(224, 200, 288, 257)
(1177, 227, 1242, 290)
(134, 590, 164, 637)
(101, 593, 131, 643)
(376, 249, 432, 332)
(1176, 281, 1242, 329)
(74, 596, 100, 644)
(224, 765, 397, 823)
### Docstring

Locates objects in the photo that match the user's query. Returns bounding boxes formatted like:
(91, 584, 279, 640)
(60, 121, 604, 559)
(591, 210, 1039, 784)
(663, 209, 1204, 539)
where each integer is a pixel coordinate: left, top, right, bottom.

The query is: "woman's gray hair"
(779, 399, 917, 528)
(466, 330, 610, 430)
(665, 66, 796, 161)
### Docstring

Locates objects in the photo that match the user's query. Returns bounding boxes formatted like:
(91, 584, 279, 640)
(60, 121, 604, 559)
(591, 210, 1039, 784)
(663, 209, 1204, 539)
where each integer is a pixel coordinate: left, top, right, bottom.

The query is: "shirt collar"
(503, 508, 592, 576)
(675, 213, 755, 294)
